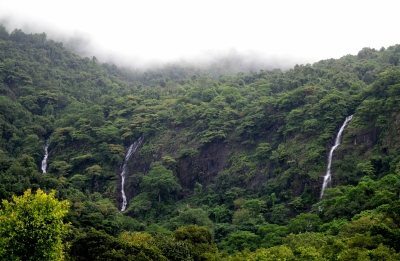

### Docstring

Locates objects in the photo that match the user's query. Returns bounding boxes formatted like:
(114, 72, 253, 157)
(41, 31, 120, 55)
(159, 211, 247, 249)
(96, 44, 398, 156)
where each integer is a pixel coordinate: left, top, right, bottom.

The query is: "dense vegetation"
(2, 24, 400, 259)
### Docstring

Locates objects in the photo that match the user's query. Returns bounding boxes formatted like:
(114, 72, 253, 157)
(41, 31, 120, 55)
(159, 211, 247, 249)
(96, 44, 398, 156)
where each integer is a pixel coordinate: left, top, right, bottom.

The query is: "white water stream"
(41, 141, 49, 174)
(120, 136, 144, 212)
(320, 115, 353, 199)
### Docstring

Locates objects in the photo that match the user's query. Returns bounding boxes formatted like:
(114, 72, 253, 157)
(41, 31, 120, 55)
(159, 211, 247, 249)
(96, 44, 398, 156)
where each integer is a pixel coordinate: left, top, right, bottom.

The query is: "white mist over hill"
(1, 0, 399, 69)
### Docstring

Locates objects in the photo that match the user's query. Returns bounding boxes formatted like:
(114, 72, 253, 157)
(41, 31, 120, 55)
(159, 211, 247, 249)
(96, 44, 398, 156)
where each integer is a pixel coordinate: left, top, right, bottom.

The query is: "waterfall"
(41, 141, 49, 174)
(320, 115, 353, 200)
(120, 136, 144, 212)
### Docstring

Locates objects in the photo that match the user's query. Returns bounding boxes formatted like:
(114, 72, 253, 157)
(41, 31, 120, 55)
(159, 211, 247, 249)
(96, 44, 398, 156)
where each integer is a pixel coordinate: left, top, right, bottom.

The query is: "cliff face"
(121, 140, 233, 205)
(119, 119, 382, 209)
(381, 113, 400, 153)
(330, 110, 400, 189)
(176, 142, 229, 189)
(109, 55, 400, 214)
(117, 104, 400, 211)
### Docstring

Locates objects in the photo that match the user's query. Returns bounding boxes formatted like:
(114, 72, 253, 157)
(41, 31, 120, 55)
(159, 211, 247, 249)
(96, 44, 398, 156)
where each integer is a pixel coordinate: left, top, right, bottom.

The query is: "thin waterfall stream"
(120, 136, 144, 212)
(320, 115, 353, 200)
(41, 141, 49, 174)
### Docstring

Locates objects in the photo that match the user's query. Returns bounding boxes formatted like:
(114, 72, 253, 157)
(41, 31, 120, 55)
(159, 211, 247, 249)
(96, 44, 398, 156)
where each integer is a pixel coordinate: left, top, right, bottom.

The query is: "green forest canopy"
(2, 24, 400, 259)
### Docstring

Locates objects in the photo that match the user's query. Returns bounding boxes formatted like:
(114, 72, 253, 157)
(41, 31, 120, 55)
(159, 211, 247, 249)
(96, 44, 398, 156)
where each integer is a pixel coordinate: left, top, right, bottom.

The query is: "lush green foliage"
(0, 189, 69, 260)
(2, 26, 400, 259)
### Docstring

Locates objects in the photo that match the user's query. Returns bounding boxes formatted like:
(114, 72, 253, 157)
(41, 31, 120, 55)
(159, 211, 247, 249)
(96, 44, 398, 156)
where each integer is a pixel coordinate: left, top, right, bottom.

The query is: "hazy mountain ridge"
(2, 25, 400, 260)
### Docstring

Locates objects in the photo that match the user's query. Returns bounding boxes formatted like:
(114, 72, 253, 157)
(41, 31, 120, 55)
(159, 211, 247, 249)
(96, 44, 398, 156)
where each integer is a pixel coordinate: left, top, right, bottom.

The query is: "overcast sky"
(0, 0, 399, 69)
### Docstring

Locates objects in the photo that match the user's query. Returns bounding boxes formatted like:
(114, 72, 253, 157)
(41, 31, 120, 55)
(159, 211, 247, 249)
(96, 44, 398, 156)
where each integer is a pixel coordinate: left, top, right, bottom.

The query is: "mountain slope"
(2, 25, 400, 259)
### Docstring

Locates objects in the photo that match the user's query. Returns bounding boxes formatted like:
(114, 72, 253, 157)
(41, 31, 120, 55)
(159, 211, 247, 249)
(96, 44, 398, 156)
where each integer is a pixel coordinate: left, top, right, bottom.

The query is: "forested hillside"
(2, 24, 400, 260)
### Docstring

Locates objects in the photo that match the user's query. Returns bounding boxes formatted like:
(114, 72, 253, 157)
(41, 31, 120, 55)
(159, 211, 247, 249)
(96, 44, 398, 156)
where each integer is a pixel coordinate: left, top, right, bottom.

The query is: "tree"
(0, 24, 8, 40)
(173, 225, 217, 261)
(141, 165, 181, 202)
(257, 223, 288, 248)
(221, 230, 261, 252)
(287, 213, 322, 234)
(255, 142, 272, 161)
(0, 188, 70, 261)
(68, 229, 168, 261)
(153, 235, 193, 261)
(168, 208, 213, 230)
(247, 246, 295, 261)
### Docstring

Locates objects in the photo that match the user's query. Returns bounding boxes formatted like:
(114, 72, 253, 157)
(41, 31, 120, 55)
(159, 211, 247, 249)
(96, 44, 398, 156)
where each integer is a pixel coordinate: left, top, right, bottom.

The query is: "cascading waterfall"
(320, 115, 353, 200)
(41, 141, 49, 174)
(120, 136, 144, 212)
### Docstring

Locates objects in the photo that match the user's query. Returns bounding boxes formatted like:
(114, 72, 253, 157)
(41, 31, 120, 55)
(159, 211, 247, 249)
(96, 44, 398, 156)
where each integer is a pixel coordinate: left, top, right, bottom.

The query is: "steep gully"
(320, 115, 353, 199)
(41, 141, 49, 174)
(120, 136, 144, 212)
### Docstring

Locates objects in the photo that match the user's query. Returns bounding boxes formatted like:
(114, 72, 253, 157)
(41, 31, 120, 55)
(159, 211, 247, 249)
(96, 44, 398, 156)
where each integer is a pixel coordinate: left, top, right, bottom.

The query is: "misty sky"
(1, 0, 399, 69)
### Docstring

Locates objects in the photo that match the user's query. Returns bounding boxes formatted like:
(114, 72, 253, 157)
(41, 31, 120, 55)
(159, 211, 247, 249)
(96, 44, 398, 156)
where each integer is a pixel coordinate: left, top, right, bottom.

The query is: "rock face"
(325, 125, 377, 184)
(119, 125, 373, 203)
(121, 140, 231, 205)
(177, 142, 229, 189)
(120, 137, 144, 212)
(351, 127, 380, 151)
(118, 110, 400, 211)
(320, 115, 353, 199)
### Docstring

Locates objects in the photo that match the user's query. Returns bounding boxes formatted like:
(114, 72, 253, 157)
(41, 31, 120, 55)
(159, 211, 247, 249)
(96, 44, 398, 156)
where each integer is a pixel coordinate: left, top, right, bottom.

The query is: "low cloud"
(1, 0, 397, 73)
